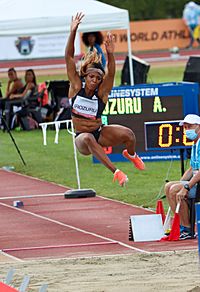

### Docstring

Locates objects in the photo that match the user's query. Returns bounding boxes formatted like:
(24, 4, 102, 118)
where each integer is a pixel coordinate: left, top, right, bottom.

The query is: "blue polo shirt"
(190, 139, 200, 170)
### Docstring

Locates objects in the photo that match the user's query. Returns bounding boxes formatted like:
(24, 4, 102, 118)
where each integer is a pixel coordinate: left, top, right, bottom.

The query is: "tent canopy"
(0, 0, 129, 36)
(0, 0, 134, 84)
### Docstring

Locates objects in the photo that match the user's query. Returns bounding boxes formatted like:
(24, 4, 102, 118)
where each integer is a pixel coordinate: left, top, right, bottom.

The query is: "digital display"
(93, 82, 199, 162)
(101, 95, 183, 154)
(144, 120, 193, 151)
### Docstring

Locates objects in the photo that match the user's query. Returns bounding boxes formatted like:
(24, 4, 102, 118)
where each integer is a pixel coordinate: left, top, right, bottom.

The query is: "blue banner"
(196, 203, 200, 259)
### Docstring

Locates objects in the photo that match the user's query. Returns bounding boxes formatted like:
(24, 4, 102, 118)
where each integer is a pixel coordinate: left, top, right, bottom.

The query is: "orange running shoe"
(122, 149, 145, 170)
(113, 169, 128, 187)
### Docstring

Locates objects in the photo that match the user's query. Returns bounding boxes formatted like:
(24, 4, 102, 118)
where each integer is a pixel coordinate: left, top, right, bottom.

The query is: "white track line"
(0, 193, 64, 200)
(3, 241, 118, 252)
(0, 202, 150, 254)
(0, 250, 24, 262)
(0, 168, 154, 213)
(0, 60, 124, 73)
(97, 194, 155, 213)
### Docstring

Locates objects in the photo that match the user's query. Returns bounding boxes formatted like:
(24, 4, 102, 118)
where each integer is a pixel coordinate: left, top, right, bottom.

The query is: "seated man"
(165, 114, 200, 240)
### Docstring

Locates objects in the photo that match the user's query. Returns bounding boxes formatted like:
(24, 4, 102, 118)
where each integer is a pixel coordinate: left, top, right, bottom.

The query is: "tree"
(98, 0, 199, 20)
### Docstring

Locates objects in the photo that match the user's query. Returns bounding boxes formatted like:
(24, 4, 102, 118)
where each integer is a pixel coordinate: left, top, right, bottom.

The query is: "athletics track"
(1, 48, 200, 74)
(0, 168, 198, 262)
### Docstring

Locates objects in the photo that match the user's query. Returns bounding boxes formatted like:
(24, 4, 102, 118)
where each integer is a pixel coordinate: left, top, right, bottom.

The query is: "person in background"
(65, 12, 145, 187)
(183, 1, 200, 48)
(9, 69, 37, 100)
(165, 114, 200, 240)
(0, 81, 3, 98)
(0, 68, 24, 127)
(4, 69, 37, 127)
(82, 31, 106, 69)
(5, 68, 24, 98)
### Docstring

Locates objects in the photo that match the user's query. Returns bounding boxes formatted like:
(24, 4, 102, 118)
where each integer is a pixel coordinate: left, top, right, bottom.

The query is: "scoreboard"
(93, 82, 199, 162)
(144, 120, 193, 151)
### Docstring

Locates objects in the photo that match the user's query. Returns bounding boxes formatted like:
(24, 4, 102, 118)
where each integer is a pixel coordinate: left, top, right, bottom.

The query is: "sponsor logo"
(74, 104, 97, 113)
(15, 36, 35, 55)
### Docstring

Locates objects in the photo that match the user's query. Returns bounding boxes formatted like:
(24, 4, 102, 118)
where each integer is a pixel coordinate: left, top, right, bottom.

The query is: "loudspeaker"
(121, 55, 150, 85)
(47, 80, 70, 113)
(183, 56, 200, 83)
(48, 80, 70, 98)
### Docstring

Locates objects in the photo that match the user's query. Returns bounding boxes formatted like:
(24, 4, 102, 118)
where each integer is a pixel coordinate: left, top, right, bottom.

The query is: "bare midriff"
(72, 116, 102, 133)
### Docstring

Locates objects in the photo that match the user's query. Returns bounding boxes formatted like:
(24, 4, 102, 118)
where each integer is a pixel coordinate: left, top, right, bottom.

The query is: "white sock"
(114, 169, 120, 175)
(127, 151, 136, 158)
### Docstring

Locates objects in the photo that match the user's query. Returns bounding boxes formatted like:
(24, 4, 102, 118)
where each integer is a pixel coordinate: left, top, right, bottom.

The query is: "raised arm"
(6, 79, 23, 98)
(65, 13, 84, 97)
(98, 33, 115, 102)
(9, 82, 35, 99)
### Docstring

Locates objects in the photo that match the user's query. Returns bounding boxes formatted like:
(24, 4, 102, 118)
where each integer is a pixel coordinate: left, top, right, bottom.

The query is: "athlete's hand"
(104, 32, 115, 54)
(70, 12, 84, 32)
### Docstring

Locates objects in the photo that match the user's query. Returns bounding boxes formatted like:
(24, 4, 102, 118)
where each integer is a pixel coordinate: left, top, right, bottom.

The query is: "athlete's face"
(85, 72, 102, 90)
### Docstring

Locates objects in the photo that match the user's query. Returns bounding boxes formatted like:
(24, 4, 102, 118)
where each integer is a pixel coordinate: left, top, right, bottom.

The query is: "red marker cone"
(161, 202, 180, 241)
(156, 200, 166, 224)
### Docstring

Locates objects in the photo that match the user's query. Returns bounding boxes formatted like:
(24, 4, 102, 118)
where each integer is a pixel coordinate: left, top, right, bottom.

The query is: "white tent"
(0, 0, 134, 84)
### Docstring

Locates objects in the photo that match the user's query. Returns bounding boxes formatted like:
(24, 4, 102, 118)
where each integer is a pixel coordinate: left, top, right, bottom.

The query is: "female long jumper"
(65, 13, 145, 187)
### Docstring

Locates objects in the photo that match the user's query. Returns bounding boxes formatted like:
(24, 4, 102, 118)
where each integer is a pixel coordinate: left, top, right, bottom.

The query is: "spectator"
(82, 31, 106, 68)
(4, 69, 37, 127)
(183, 1, 200, 48)
(0, 81, 2, 98)
(5, 68, 24, 98)
(9, 69, 37, 100)
(165, 114, 200, 240)
(0, 68, 24, 127)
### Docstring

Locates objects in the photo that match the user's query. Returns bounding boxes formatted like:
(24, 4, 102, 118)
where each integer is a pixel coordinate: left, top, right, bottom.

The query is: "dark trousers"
(0, 98, 23, 128)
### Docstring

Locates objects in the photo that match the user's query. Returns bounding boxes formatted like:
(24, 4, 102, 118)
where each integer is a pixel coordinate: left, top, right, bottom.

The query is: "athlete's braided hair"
(80, 49, 105, 77)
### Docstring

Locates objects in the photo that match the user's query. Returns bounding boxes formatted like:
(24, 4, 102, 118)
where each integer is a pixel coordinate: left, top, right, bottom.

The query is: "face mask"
(185, 129, 198, 140)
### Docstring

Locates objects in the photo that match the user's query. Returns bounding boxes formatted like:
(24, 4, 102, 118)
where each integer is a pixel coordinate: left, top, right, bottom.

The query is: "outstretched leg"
(99, 124, 145, 170)
(75, 132, 116, 173)
(75, 132, 128, 187)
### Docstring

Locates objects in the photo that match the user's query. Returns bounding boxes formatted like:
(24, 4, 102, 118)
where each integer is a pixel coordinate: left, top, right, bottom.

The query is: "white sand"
(0, 250, 200, 291)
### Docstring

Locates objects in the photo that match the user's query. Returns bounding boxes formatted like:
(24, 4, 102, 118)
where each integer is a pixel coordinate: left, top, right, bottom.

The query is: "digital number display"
(144, 120, 193, 150)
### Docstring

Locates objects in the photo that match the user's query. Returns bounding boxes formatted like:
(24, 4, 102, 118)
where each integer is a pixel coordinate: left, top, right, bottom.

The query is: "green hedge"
(99, 0, 194, 20)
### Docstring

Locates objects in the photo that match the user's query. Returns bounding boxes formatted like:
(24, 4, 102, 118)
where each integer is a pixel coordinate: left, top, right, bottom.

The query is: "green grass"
(0, 129, 182, 209)
(0, 64, 186, 209)
(147, 65, 185, 83)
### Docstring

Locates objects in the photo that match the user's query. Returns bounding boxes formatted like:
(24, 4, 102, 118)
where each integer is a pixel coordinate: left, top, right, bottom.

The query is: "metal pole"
(2, 116, 26, 166)
(196, 203, 200, 264)
(70, 120, 81, 189)
(39, 120, 81, 189)
(127, 22, 134, 85)
(179, 149, 185, 176)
